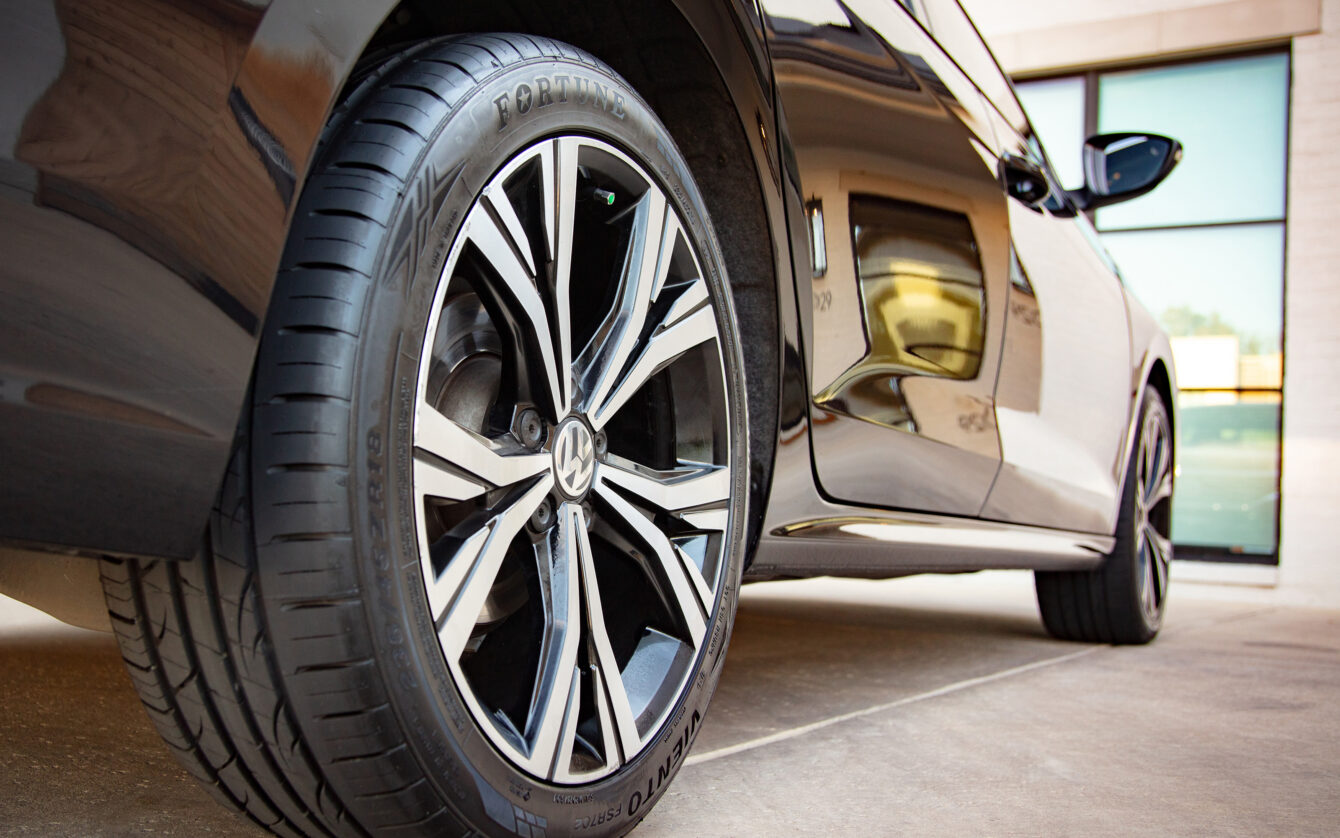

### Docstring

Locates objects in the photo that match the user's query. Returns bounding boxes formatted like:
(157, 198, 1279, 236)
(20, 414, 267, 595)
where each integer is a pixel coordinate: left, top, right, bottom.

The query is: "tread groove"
(1036, 386, 1169, 645)
(100, 33, 694, 838)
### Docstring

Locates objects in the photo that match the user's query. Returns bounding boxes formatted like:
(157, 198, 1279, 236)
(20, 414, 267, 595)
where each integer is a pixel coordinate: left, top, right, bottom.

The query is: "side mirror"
(1069, 132, 1182, 211)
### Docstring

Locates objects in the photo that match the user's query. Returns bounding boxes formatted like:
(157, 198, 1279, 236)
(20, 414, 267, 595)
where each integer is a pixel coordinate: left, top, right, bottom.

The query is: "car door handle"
(998, 153, 1051, 208)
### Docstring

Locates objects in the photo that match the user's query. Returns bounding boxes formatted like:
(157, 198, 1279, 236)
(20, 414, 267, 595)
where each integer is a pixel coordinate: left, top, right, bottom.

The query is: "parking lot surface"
(2, 571, 1336, 836)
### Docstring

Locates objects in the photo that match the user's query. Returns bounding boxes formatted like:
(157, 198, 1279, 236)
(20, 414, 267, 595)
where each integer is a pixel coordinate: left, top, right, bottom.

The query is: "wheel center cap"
(552, 418, 595, 498)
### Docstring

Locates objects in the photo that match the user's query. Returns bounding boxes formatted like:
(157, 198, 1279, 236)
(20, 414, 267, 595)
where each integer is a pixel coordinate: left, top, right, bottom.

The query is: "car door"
(976, 103, 1135, 535)
(762, 0, 1012, 516)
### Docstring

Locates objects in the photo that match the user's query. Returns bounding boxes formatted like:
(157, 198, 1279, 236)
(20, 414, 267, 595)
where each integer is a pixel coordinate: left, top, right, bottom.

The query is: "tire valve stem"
(592, 187, 616, 206)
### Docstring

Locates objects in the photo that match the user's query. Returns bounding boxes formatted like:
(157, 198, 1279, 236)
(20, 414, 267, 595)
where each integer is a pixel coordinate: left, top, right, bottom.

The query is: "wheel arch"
(1116, 338, 1179, 526)
(1146, 357, 1176, 444)
(320, 0, 787, 557)
(1144, 353, 1178, 493)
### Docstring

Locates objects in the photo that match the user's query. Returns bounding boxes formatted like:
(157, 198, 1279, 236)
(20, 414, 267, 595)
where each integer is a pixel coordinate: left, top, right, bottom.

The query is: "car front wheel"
(101, 34, 748, 837)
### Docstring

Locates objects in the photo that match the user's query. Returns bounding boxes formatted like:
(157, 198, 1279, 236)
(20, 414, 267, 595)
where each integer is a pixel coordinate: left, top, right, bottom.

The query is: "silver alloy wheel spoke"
(413, 458, 486, 505)
(594, 475, 709, 644)
(413, 136, 730, 785)
(415, 403, 549, 492)
(573, 506, 641, 773)
(1146, 468, 1173, 509)
(584, 664, 622, 775)
(1147, 527, 1171, 601)
(463, 192, 567, 419)
(484, 183, 536, 278)
(1141, 420, 1157, 480)
(589, 278, 717, 430)
(526, 503, 584, 778)
(1140, 540, 1157, 615)
(578, 189, 668, 422)
(430, 477, 554, 660)
(598, 456, 731, 520)
(540, 138, 580, 419)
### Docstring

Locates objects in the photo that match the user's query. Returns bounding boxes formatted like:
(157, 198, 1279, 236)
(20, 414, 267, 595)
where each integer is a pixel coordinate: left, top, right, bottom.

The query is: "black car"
(0, 0, 1180, 834)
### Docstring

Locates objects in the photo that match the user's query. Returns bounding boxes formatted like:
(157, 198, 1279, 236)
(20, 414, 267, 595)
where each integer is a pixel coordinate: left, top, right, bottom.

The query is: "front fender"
(1119, 287, 1179, 505)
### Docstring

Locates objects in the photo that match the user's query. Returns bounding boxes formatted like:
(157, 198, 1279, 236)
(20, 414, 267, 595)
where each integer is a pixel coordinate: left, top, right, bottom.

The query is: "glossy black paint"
(762, 0, 1011, 518)
(0, 0, 1174, 584)
(0, 0, 786, 562)
(0, 0, 395, 558)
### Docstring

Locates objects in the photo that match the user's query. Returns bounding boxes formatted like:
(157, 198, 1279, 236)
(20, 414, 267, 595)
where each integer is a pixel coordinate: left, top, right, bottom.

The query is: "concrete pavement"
(2, 571, 1336, 836)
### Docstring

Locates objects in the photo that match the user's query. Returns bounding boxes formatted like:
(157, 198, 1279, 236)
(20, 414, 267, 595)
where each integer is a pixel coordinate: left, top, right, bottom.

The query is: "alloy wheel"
(411, 136, 734, 784)
(1134, 405, 1173, 623)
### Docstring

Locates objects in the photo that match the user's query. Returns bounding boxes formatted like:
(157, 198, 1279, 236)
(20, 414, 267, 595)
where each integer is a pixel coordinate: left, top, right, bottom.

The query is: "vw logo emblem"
(553, 419, 595, 498)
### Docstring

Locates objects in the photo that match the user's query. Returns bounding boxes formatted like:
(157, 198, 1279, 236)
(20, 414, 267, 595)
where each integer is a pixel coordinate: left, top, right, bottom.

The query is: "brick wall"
(963, 0, 1321, 76)
(1279, 0, 1340, 602)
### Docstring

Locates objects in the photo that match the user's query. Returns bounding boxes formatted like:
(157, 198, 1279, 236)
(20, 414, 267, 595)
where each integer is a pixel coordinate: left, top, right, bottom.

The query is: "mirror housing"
(998, 152, 1051, 209)
(1068, 132, 1182, 211)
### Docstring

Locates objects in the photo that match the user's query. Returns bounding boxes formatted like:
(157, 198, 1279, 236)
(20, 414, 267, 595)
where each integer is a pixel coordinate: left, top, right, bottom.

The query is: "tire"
(1036, 385, 1173, 645)
(101, 34, 749, 837)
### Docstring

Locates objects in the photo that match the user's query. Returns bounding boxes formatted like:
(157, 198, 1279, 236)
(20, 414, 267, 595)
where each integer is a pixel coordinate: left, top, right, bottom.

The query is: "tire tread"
(1035, 387, 1168, 645)
(102, 33, 667, 837)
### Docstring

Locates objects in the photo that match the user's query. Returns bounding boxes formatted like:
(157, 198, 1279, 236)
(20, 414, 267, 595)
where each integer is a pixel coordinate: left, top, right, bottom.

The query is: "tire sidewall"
(1115, 386, 1172, 639)
(344, 50, 748, 835)
(1139, 388, 1172, 630)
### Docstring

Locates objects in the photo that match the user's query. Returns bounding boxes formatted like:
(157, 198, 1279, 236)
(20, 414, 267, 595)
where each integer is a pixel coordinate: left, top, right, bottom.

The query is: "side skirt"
(745, 513, 1112, 580)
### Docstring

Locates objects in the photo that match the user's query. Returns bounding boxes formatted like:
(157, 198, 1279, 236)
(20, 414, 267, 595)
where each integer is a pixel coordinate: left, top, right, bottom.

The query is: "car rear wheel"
(1036, 385, 1173, 644)
(101, 34, 748, 837)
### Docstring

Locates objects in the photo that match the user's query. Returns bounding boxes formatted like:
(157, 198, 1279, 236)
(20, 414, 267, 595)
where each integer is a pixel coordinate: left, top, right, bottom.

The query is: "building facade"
(960, 0, 1339, 603)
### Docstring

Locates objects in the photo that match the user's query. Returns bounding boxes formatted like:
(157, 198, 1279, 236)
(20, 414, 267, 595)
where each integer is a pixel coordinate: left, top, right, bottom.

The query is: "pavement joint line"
(1158, 604, 1279, 639)
(684, 645, 1103, 767)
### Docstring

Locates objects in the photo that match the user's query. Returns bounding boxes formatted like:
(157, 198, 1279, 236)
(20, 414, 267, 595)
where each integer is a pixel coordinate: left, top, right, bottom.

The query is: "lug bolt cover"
(530, 497, 554, 531)
(516, 408, 544, 448)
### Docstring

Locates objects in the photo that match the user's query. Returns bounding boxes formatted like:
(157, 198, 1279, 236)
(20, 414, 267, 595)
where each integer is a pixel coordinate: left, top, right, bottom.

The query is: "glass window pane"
(1016, 76, 1086, 190)
(1103, 224, 1284, 388)
(1172, 391, 1280, 558)
(1096, 53, 1289, 229)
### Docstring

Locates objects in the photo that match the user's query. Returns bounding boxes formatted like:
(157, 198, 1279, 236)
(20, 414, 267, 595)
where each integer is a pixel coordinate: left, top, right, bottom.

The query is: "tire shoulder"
(1035, 385, 1167, 645)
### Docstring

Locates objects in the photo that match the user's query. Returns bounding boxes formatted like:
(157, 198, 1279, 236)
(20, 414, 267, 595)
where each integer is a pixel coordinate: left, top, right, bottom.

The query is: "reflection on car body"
(0, 1, 1184, 835)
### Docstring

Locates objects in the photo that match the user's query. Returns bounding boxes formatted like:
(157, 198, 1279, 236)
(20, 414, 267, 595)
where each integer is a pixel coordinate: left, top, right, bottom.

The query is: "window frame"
(1015, 47, 1293, 565)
